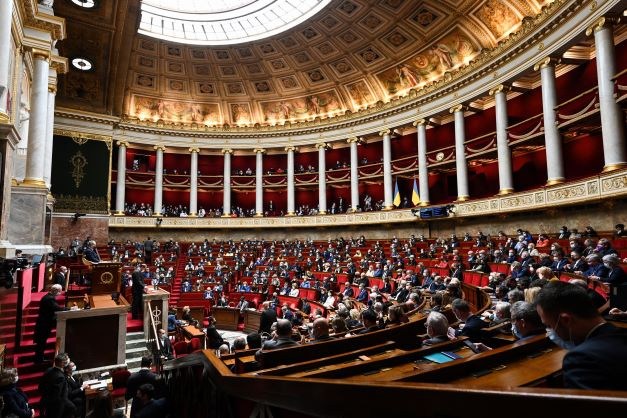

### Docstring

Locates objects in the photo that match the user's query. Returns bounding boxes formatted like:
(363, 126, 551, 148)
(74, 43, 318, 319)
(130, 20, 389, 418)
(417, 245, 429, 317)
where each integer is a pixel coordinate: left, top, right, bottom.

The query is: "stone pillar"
(450, 105, 470, 201)
(587, 18, 626, 171)
(189, 147, 199, 216)
(221, 148, 231, 216)
(534, 57, 565, 185)
(490, 85, 514, 194)
(348, 137, 359, 211)
(254, 148, 264, 216)
(153, 145, 165, 216)
(316, 143, 327, 214)
(43, 81, 57, 189)
(114, 140, 127, 215)
(0, 0, 13, 116)
(0, 125, 19, 257)
(413, 119, 430, 206)
(286, 145, 295, 215)
(23, 51, 50, 188)
(380, 129, 393, 209)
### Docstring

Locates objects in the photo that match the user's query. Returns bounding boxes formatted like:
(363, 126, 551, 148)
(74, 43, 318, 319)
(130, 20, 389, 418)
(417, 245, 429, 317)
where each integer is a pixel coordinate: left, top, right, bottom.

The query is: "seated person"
(580, 254, 609, 279)
(289, 283, 300, 297)
(600, 254, 627, 286)
(308, 318, 333, 343)
(83, 240, 101, 263)
(255, 319, 298, 359)
(569, 278, 607, 310)
(536, 281, 627, 390)
(356, 309, 380, 334)
(488, 301, 511, 326)
(355, 284, 368, 302)
(452, 298, 488, 342)
(510, 301, 546, 340)
(323, 290, 336, 309)
(423, 311, 450, 345)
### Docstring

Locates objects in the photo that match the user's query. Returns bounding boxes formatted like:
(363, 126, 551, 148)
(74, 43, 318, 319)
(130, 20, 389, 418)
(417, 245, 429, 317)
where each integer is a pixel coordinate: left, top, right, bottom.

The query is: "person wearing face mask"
(564, 250, 587, 273)
(39, 353, 76, 418)
(0, 368, 34, 418)
(536, 281, 627, 390)
(580, 254, 609, 279)
(550, 251, 568, 272)
(557, 226, 571, 240)
(598, 254, 627, 286)
(510, 301, 545, 341)
(64, 362, 86, 418)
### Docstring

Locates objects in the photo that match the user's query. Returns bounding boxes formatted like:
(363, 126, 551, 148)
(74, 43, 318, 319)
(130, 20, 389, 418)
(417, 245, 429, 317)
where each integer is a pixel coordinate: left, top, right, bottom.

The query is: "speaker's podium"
(56, 261, 130, 372)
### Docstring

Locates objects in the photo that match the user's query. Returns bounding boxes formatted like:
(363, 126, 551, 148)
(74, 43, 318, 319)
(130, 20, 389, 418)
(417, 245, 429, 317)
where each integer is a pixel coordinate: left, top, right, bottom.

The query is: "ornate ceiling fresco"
(54, 0, 550, 127)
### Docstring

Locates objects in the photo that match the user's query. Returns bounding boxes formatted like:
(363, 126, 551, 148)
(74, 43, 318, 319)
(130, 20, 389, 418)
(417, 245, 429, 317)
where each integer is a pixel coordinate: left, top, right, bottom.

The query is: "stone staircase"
(125, 331, 151, 372)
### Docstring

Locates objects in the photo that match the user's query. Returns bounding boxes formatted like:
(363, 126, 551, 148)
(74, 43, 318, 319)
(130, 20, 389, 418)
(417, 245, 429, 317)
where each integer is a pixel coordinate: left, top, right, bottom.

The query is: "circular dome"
(138, 0, 333, 46)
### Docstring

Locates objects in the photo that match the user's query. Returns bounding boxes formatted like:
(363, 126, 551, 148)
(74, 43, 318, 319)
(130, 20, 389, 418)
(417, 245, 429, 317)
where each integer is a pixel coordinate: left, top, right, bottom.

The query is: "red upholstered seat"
(173, 341, 189, 358)
(190, 337, 202, 352)
(111, 369, 131, 390)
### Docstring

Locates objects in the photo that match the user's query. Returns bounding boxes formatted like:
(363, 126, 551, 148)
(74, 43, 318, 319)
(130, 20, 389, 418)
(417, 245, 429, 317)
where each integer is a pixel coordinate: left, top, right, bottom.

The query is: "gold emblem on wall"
(70, 151, 88, 188)
(100, 272, 114, 285)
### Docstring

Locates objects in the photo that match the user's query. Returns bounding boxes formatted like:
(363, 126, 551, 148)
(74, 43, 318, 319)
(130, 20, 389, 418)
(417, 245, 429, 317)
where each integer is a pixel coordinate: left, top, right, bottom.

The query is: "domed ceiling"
(54, 0, 550, 127)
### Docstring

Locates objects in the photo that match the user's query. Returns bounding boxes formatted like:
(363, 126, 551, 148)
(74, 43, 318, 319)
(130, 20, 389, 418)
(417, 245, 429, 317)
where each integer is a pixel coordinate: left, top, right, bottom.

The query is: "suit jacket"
(136, 398, 167, 418)
(206, 326, 224, 349)
(563, 323, 627, 390)
(39, 367, 74, 418)
(259, 308, 277, 334)
(259, 336, 298, 351)
(606, 267, 627, 286)
(159, 336, 174, 359)
(356, 289, 368, 302)
(423, 335, 449, 346)
(343, 287, 354, 298)
(583, 263, 610, 279)
(83, 247, 101, 263)
(456, 315, 488, 342)
(53, 272, 66, 288)
(35, 293, 65, 337)
(551, 259, 568, 272)
(0, 385, 32, 418)
(132, 271, 146, 295)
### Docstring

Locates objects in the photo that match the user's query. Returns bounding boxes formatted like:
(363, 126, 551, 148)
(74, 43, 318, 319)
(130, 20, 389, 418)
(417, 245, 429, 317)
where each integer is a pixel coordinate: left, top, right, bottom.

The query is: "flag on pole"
(412, 178, 420, 205)
(393, 178, 401, 207)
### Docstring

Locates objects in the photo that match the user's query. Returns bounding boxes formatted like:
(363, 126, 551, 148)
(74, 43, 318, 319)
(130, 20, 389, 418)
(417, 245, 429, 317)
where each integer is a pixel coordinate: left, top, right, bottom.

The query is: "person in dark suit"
(34, 285, 66, 364)
(452, 298, 488, 342)
(255, 319, 297, 361)
(53, 266, 67, 289)
(355, 284, 368, 302)
(206, 316, 225, 349)
(423, 311, 450, 345)
(126, 357, 158, 418)
(157, 329, 174, 360)
(581, 254, 610, 279)
(564, 250, 587, 273)
(356, 309, 381, 334)
(0, 368, 33, 418)
(601, 254, 627, 286)
(259, 302, 277, 334)
(135, 384, 166, 418)
(131, 265, 147, 320)
(63, 362, 85, 417)
(143, 237, 153, 264)
(342, 282, 354, 298)
(83, 240, 101, 263)
(536, 281, 627, 390)
(38, 353, 76, 418)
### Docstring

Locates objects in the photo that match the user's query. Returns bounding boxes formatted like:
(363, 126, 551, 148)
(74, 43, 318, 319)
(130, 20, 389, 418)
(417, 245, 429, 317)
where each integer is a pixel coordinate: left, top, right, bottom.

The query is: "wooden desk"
(213, 307, 240, 331)
(90, 295, 119, 309)
(244, 310, 261, 333)
(182, 325, 206, 349)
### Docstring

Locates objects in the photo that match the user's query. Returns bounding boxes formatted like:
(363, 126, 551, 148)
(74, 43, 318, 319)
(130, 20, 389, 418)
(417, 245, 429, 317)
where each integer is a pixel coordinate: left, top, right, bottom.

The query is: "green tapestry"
(50, 135, 111, 214)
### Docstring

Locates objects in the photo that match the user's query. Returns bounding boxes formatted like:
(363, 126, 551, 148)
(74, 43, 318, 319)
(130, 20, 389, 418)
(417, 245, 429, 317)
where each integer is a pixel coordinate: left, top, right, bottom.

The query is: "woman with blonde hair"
(524, 286, 542, 303)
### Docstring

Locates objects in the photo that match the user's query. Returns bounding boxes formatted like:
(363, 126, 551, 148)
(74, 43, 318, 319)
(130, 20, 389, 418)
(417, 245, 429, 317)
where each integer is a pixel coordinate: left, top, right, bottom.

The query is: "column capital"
(378, 129, 391, 137)
(221, 148, 232, 154)
(346, 137, 360, 144)
(48, 85, 57, 94)
(412, 119, 427, 127)
(116, 140, 129, 147)
(31, 48, 51, 62)
(585, 16, 620, 36)
(154, 145, 166, 152)
(489, 84, 511, 96)
(254, 148, 266, 154)
(449, 104, 466, 114)
(285, 145, 297, 152)
(315, 142, 328, 149)
(533, 56, 560, 71)
(189, 146, 200, 153)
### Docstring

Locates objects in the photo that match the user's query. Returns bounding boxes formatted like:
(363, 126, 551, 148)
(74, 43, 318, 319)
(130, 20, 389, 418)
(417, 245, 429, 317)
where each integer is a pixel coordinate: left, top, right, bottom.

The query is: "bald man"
(309, 318, 332, 343)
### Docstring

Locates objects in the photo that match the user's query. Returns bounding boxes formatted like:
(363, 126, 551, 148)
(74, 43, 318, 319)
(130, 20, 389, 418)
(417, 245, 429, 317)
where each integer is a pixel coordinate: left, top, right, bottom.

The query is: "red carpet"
(127, 312, 143, 332)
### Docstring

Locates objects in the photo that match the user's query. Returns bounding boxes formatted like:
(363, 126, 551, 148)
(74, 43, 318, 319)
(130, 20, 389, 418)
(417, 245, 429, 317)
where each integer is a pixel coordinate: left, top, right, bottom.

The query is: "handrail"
(611, 68, 627, 81)
(554, 86, 598, 110)
(507, 112, 543, 130)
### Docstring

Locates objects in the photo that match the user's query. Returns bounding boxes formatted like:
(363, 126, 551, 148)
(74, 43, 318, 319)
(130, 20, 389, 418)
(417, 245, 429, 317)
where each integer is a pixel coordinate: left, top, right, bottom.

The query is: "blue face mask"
(547, 316, 576, 350)
(511, 324, 524, 340)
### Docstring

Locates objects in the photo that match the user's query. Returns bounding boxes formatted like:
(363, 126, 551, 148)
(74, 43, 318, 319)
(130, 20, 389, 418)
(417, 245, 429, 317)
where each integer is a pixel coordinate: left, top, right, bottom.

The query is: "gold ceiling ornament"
(54, 129, 113, 149)
(19, 0, 66, 41)
(221, 148, 232, 154)
(70, 151, 88, 188)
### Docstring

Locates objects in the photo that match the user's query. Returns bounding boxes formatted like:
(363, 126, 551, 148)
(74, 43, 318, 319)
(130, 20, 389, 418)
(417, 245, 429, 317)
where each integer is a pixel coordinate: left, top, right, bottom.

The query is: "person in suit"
(126, 357, 158, 418)
(564, 250, 587, 273)
(34, 285, 66, 364)
(63, 362, 85, 417)
(206, 316, 225, 349)
(135, 384, 167, 418)
(259, 302, 278, 334)
(355, 283, 368, 302)
(342, 282, 354, 298)
(236, 296, 249, 313)
(536, 281, 627, 390)
(509, 301, 545, 341)
(356, 309, 381, 334)
(53, 266, 67, 289)
(83, 240, 101, 263)
(143, 237, 154, 264)
(0, 368, 34, 418)
(423, 311, 450, 345)
(38, 353, 76, 418)
(255, 319, 298, 360)
(550, 253, 569, 272)
(581, 254, 609, 279)
(157, 329, 174, 360)
(452, 298, 488, 342)
(600, 254, 627, 286)
(131, 265, 147, 320)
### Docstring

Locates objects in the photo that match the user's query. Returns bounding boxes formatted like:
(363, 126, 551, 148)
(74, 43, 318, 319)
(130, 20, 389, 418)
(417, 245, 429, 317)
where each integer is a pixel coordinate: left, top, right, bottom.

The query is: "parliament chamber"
(1, 0, 627, 417)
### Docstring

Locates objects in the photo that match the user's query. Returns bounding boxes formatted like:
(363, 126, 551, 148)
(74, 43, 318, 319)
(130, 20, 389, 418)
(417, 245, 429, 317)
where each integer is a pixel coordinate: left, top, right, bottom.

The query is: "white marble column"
(0, 0, 13, 115)
(153, 145, 165, 215)
(189, 147, 199, 216)
(490, 85, 514, 194)
(286, 145, 295, 215)
(23, 51, 50, 187)
(316, 143, 327, 214)
(534, 57, 564, 185)
(587, 18, 626, 171)
(348, 137, 359, 211)
(254, 148, 264, 216)
(222, 148, 231, 216)
(380, 129, 393, 209)
(413, 119, 430, 206)
(450, 105, 470, 201)
(115, 141, 127, 215)
(43, 81, 57, 189)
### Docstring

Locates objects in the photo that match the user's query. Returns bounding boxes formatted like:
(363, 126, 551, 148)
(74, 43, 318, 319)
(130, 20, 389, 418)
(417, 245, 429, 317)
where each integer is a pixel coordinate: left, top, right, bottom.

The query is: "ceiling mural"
(53, 0, 550, 125)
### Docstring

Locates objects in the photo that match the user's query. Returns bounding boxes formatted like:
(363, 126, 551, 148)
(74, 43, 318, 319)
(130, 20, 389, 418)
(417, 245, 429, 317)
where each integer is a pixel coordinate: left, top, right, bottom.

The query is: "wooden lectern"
(89, 262, 123, 294)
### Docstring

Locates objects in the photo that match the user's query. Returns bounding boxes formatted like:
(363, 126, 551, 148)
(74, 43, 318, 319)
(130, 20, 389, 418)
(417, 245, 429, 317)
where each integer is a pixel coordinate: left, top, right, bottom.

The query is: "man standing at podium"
(34, 285, 67, 364)
(132, 265, 147, 320)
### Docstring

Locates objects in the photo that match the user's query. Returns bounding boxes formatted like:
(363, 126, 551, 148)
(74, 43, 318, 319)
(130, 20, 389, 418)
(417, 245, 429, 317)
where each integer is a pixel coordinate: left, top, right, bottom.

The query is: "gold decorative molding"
(21, 178, 47, 188)
(0, 112, 9, 124)
(285, 145, 296, 152)
(50, 55, 68, 74)
(54, 129, 113, 149)
(254, 148, 266, 154)
(116, 140, 129, 147)
(585, 16, 620, 36)
(154, 145, 166, 152)
(533, 56, 560, 71)
(20, 0, 66, 41)
(31, 48, 51, 62)
(48, 85, 57, 94)
(602, 162, 627, 173)
(489, 85, 511, 96)
(449, 104, 465, 113)
(315, 142, 328, 149)
(346, 137, 360, 144)
(189, 146, 201, 153)
(412, 119, 427, 127)
(379, 129, 391, 137)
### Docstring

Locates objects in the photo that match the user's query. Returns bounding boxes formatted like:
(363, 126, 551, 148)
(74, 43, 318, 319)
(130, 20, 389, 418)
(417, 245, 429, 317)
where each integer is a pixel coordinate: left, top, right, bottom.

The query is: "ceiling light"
(71, 57, 93, 71)
(71, 0, 97, 8)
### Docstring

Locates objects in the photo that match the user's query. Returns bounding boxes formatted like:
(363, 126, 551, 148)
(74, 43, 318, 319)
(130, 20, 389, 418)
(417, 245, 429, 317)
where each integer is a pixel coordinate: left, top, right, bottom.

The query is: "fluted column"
(23, 51, 51, 187)
(115, 140, 128, 215)
(153, 145, 165, 215)
(534, 57, 564, 185)
(189, 147, 199, 216)
(316, 143, 327, 214)
(587, 18, 626, 171)
(380, 129, 393, 209)
(286, 145, 296, 215)
(450, 105, 470, 201)
(43, 81, 57, 189)
(0, 0, 12, 116)
(490, 85, 514, 194)
(222, 148, 232, 216)
(348, 137, 359, 211)
(413, 119, 430, 206)
(254, 148, 265, 216)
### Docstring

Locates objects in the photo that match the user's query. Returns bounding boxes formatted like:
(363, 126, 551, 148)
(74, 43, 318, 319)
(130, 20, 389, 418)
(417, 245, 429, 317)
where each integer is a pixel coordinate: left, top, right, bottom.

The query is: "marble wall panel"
(51, 215, 110, 250)
(8, 187, 47, 245)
